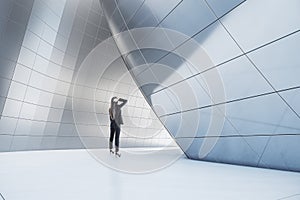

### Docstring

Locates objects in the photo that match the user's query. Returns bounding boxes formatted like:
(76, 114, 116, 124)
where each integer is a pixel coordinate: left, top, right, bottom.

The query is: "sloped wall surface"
(101, 0, 300, 171)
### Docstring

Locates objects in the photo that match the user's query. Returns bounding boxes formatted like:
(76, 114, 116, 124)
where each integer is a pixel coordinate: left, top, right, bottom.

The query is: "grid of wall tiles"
(0, 0, 107, 151)
(102, 0, 300, 171)
(0, 0, 173, 152)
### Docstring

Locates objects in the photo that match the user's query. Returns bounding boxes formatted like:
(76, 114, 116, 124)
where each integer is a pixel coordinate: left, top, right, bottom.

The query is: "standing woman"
(109, 97, 127, 156)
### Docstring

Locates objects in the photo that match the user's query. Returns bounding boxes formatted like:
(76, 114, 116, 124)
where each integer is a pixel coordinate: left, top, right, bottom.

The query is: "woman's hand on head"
(113, 97, 118, 102)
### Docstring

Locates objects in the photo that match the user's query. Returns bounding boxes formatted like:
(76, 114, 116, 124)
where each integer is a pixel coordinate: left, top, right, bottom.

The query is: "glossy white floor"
(0, 149, 300, 200)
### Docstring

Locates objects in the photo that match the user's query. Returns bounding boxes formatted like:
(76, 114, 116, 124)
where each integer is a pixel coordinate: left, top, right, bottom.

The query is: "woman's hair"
(110, 97, 117, 108)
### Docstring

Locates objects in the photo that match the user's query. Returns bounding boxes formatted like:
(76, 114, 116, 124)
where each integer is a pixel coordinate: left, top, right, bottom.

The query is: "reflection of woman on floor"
(109, 97, 127, 155)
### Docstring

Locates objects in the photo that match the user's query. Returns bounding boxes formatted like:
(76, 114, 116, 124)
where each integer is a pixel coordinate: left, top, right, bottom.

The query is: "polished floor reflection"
(0, 149, 299, 200)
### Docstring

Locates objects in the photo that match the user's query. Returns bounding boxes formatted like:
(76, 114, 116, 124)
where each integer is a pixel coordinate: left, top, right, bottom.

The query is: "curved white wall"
(0, 0, 174, 152)
(102, 0, 300, 171)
